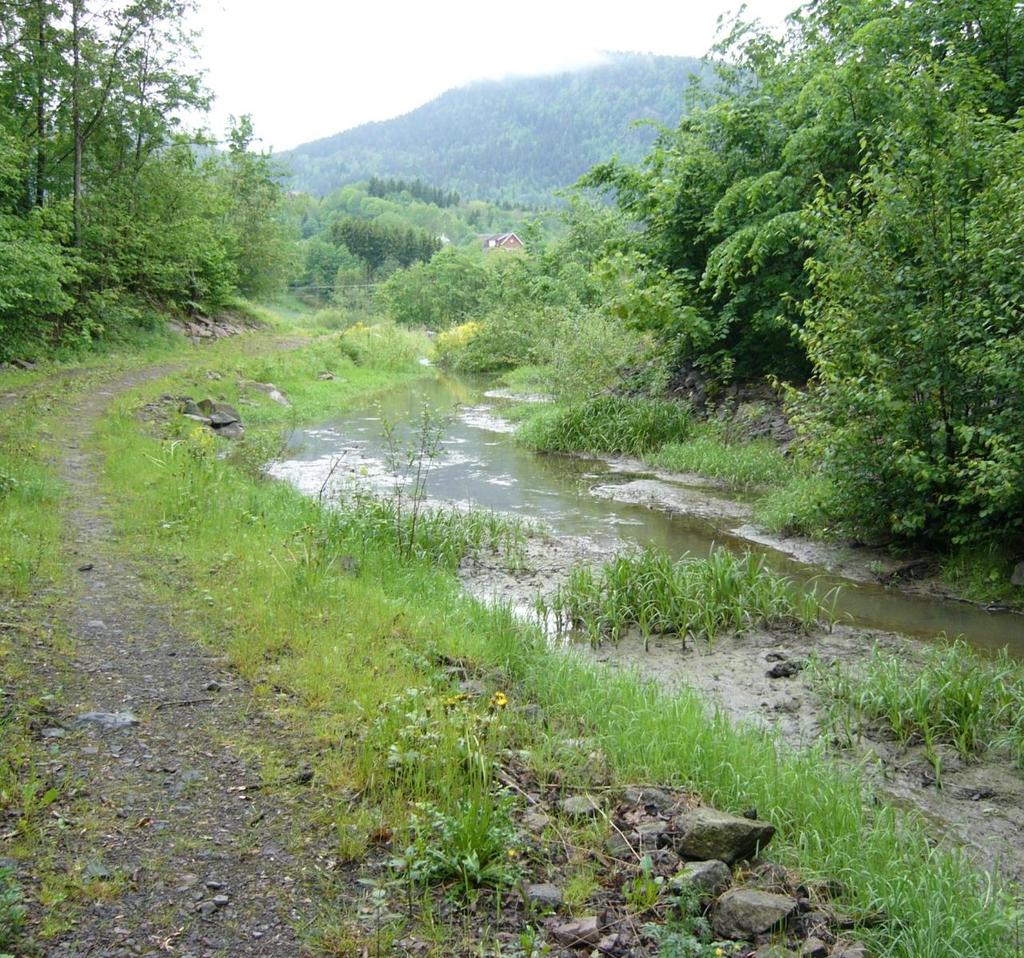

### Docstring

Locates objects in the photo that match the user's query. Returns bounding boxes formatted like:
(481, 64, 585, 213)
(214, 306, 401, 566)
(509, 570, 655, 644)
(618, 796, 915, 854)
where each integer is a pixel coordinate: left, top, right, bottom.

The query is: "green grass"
(86, 351, 1019, 958)
(518, 395, 694, 457)
(810, 639, 1024, 770)
(651, 424, 794, 490)
(537, 546, 835, 646)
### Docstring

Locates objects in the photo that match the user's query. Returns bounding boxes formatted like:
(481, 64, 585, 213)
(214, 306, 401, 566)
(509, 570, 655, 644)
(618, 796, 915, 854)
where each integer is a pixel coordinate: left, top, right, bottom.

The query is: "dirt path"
(34, 368, 324, 956)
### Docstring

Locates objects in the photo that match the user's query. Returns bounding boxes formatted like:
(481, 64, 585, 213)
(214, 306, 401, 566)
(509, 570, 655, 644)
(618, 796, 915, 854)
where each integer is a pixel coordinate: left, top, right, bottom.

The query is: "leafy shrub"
(518, 395, 693, 457)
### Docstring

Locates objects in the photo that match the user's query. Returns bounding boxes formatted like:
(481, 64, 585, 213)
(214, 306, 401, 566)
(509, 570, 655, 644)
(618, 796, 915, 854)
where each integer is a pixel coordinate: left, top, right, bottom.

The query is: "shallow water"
(270, 371, 1024, 656)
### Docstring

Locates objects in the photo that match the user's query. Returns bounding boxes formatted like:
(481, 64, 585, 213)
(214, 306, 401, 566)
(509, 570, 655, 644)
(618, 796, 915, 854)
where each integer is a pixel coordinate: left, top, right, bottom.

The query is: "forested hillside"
(280, 53, 708, 203)
(0, 1, 289, 361)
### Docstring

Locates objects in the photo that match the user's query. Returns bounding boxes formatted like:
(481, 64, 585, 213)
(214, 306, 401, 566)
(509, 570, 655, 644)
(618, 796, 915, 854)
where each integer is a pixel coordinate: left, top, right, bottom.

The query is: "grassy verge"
(90, 354, 1017, 958)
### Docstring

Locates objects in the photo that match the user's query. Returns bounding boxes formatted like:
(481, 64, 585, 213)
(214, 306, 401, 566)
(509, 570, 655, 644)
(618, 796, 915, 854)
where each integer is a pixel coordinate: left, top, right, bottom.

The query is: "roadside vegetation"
(78, 334, 1016, 958)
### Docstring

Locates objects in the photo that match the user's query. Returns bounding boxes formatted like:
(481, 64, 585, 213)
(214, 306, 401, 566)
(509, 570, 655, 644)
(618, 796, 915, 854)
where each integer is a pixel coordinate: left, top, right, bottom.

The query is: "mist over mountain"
(279, 53, 708, 204)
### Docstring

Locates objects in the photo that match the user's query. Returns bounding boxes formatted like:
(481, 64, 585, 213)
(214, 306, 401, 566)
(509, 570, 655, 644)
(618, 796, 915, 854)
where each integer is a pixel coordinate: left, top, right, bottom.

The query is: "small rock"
(831, 945, 869, 958)
(181, 399, 206, 417)
(197, 900, 217, 918)
(197, 398, 240, 422)
(77, 562, 94, 572)
(84, 861, 111, 880)
(204, 880, 223, 890)
(523, 809, 551, 831)
(670, 806, 775, 864)
(550, 916, 601, 947)
(205, 680, 223, 692)
(800, 938, 830, 958)
(41, 727, 65, 739)
(211, 894, 230, 907)
(671, 859, 732, 898)
(767, 660, 804, 679)
(605, 831, 635, 858)
(75, 711, 139, 730)
(712, 888, 797, 939)
(755, 948, 796, 958)
(559, 794, 601, 818)
(623, 786, 675, 813)
(523, 883, 563, 908)
(596, 935, 620, 955)
(316, 371, 335, 381)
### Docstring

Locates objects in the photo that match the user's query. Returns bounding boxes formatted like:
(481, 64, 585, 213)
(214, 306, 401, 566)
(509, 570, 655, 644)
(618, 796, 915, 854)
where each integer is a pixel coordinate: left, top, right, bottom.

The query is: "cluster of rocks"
(521, 785, 870, 958)
(169, 314, 248, 341)
(0, 358, 36, 371)
(181, 398, 245, 439)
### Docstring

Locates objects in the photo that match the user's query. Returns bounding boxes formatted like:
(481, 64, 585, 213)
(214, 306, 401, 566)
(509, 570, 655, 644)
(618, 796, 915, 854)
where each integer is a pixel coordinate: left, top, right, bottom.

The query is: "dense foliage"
(0, 0, 290, 359)
(380, 1, 1024, 558)
(279, 54, 708, 204)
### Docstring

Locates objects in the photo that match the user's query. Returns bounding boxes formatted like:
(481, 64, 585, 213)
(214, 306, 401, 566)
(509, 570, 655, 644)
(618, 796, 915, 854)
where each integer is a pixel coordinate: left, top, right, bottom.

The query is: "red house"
(481, 232, 525, 252)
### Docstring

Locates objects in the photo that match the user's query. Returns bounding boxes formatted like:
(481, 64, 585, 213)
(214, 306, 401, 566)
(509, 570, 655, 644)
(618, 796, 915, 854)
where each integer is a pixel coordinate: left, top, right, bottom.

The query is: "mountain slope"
(280, 53, 707, 204)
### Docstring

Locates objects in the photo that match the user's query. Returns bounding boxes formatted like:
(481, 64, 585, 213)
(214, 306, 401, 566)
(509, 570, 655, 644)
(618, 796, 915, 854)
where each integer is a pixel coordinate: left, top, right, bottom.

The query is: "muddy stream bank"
(270, 370, 1024, 884)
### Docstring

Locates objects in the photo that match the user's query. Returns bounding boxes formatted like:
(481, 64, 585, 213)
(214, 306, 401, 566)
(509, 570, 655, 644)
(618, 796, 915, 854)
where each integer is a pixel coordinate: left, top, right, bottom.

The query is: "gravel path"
(38, 368, 322, 957)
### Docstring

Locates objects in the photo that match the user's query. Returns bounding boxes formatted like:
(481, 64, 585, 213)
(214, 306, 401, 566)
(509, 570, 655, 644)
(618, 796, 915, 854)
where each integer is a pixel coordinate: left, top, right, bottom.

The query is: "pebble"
(205, 680, 222, 692)
(559, 793, 601, 818)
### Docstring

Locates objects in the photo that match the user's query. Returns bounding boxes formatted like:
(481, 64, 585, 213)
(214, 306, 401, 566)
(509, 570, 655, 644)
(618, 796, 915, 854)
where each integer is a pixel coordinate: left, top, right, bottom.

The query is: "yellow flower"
(489, 691, 508, 709)
(506, 848, 519, 859)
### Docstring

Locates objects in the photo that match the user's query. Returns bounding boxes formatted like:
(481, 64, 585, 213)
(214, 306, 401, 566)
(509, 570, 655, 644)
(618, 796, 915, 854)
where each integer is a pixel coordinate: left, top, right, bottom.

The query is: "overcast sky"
(187, 0, 798, 152)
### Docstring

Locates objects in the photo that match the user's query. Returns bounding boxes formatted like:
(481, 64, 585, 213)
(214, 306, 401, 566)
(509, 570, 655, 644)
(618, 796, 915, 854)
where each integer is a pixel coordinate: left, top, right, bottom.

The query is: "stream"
(270, 370, 1023, 658)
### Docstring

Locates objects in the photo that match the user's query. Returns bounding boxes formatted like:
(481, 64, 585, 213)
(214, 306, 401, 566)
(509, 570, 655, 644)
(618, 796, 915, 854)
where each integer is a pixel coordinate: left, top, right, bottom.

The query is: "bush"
(338, 321, 428, 371)
(653, 425, 793, 489)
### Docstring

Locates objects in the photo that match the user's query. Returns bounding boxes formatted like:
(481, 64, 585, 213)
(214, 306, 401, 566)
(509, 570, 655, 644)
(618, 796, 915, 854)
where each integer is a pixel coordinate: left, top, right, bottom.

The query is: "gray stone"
(711, 888, 797, 939)
(197, 399, 240, 422)
(831, 946, 869, 958)
(671, 859, 732, 898)
(182, 413, 212, 425)
(523, 809, 551, 832)
(180, 399, 206, 418)
(623, 786, 675, 813)
(74, 711, 139, 730)
(523, 883, 563, 908)
(205, 680, 223, 692)
(1011, 561, 1024, 587)
(316, 371, 335, 381)
(755, 948, 796, 958)
(41, 727, 65, 739)
(247, 381, 290, 406)
(212, 422, 244, 440)
(800, 939, 829, 958)
(559, 794, 601, 818)
(604, 831, 634, 858)
(670, 806, 775, 864)
(550, 916, 601, 947)
(211, 894, 230, 907)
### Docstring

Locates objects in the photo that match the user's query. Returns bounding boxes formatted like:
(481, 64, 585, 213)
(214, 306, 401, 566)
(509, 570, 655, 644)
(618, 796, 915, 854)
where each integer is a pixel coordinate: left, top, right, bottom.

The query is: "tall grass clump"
(652, 424, 794, 489)
(324, 493, 537, 570)
(811, 639, 1024, 769)
(518, 395, 693, 457)
(538, 546, 836, 646)
(338, 320, 431, 371)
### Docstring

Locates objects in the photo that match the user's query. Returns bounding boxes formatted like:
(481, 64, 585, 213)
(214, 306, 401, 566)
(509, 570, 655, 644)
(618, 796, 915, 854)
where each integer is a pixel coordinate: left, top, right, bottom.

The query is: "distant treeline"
(367, 177, 460, 208)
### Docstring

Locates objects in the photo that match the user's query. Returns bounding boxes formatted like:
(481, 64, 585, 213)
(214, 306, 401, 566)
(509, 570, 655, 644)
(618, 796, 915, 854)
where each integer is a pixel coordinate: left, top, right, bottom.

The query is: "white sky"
(187, 0, 798, 152)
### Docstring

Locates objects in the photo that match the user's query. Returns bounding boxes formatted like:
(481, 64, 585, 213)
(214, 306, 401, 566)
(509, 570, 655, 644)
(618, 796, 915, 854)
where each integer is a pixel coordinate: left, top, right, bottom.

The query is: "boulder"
(671, 859, 732, 898)
(197, 398, 240, 423)
(669, 806, 775, 864)
(1011, 561, 1024, 587)
(550, 916, 601, 947)
(711, 888, 797, 939)
(212, 422, 244, 440)
(243, 380, 290, 406)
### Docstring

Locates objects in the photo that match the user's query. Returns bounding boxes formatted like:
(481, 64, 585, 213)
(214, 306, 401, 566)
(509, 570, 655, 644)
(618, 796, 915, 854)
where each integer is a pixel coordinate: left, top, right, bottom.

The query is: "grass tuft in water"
(810, 639, 1024, 770)
(537, 546, 837, 646)
(517, 395, 693, 457)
